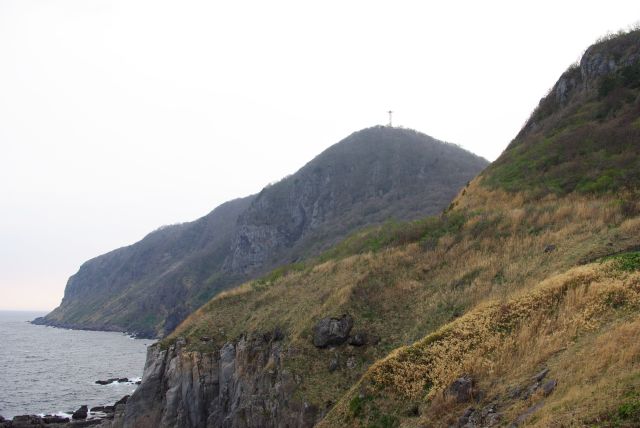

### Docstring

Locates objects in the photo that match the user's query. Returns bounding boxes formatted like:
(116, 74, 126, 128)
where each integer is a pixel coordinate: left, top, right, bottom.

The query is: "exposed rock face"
(313, 315, 354, 348)
(115, 337, 317, 428)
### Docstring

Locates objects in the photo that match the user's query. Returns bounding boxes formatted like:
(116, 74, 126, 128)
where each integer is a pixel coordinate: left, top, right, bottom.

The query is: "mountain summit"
(36, 126, 488, 337)
(225, 126, 488, 274)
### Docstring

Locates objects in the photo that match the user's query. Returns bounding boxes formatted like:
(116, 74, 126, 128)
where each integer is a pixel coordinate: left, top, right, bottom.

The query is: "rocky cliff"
(109, 334, 318, 428)
(37, 126, 488, 338)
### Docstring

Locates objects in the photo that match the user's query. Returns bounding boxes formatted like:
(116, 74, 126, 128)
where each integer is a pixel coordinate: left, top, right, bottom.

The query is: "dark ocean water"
(0, 311, 152, 419)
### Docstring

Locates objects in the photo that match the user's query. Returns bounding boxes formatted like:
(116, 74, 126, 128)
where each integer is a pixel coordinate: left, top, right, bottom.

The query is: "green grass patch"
(607, 252, 640, 272)
(253, 262, 307, 287)
(318, 213, 467, 262)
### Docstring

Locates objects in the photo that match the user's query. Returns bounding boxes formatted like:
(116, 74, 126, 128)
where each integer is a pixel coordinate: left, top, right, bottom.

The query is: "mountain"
(35, 126, 488, 338)
(104, 30, 640, 428)
(35, 196, 255, 337)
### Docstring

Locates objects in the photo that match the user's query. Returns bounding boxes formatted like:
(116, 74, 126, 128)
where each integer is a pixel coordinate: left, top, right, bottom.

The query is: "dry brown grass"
(321, 262, 640, 427)
(166, 183, 640, 423)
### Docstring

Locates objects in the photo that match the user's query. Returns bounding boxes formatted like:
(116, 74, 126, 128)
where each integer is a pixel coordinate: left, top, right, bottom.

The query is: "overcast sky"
(1, 1, 639, 311)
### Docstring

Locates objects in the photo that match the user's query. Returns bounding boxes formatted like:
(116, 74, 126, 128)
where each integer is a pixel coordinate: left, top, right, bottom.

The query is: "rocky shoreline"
(29, 318, 156, 340)
(0, 396, 130, 428)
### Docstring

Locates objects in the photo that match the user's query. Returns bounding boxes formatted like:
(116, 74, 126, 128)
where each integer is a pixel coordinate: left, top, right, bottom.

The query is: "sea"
(0, 311, 152, 419)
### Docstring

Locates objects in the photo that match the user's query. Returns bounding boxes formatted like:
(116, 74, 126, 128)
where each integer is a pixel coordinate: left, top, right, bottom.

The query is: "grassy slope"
(321, 251, 640, 427)
(168, 181, 640, 421)
(319, 30, 640, 427)
(166, 30, 640, 426)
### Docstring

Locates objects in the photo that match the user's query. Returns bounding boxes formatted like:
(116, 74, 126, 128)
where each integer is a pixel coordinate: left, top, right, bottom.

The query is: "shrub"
(609, 252, 640, 272)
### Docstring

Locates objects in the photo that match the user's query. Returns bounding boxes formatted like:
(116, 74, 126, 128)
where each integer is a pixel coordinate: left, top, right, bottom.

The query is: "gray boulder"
(43, 415, 69, 423)
(72, 405, 88, 420)
(312, 314, 353, 348)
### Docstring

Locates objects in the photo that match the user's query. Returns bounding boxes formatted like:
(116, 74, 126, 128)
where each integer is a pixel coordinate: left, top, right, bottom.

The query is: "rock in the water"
(12, 414, 44, 426)
(68, 420, 103, 427)
(43, 415, 69, 423)
(90, 406, 105, 412)
(72, 405, 88, 420)
(446, 375, 475, 403)
(312, 314, 353, 348)
(96, 377, 122, 385)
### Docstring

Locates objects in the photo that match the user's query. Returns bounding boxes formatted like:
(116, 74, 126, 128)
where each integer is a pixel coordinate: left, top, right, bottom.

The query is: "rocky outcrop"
(113, 335, 318, 428)
(519, 30, 640, 139)
(312, 315, 353, 348)
(72, 406, 88, 420)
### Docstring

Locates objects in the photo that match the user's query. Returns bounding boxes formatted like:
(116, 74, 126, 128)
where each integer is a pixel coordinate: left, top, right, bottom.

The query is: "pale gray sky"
(1, 0, 639, 310)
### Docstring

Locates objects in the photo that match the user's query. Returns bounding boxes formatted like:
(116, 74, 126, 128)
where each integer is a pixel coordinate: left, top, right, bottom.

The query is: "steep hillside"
(36, 126, 487, 338)
(484, 29, 640, 195)
(106, 30, 640, 428)
(34, 196, 255, 338)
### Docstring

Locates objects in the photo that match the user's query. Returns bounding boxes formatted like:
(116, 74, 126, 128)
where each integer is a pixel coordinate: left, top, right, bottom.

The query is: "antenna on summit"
(387, 110, 393, 127)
